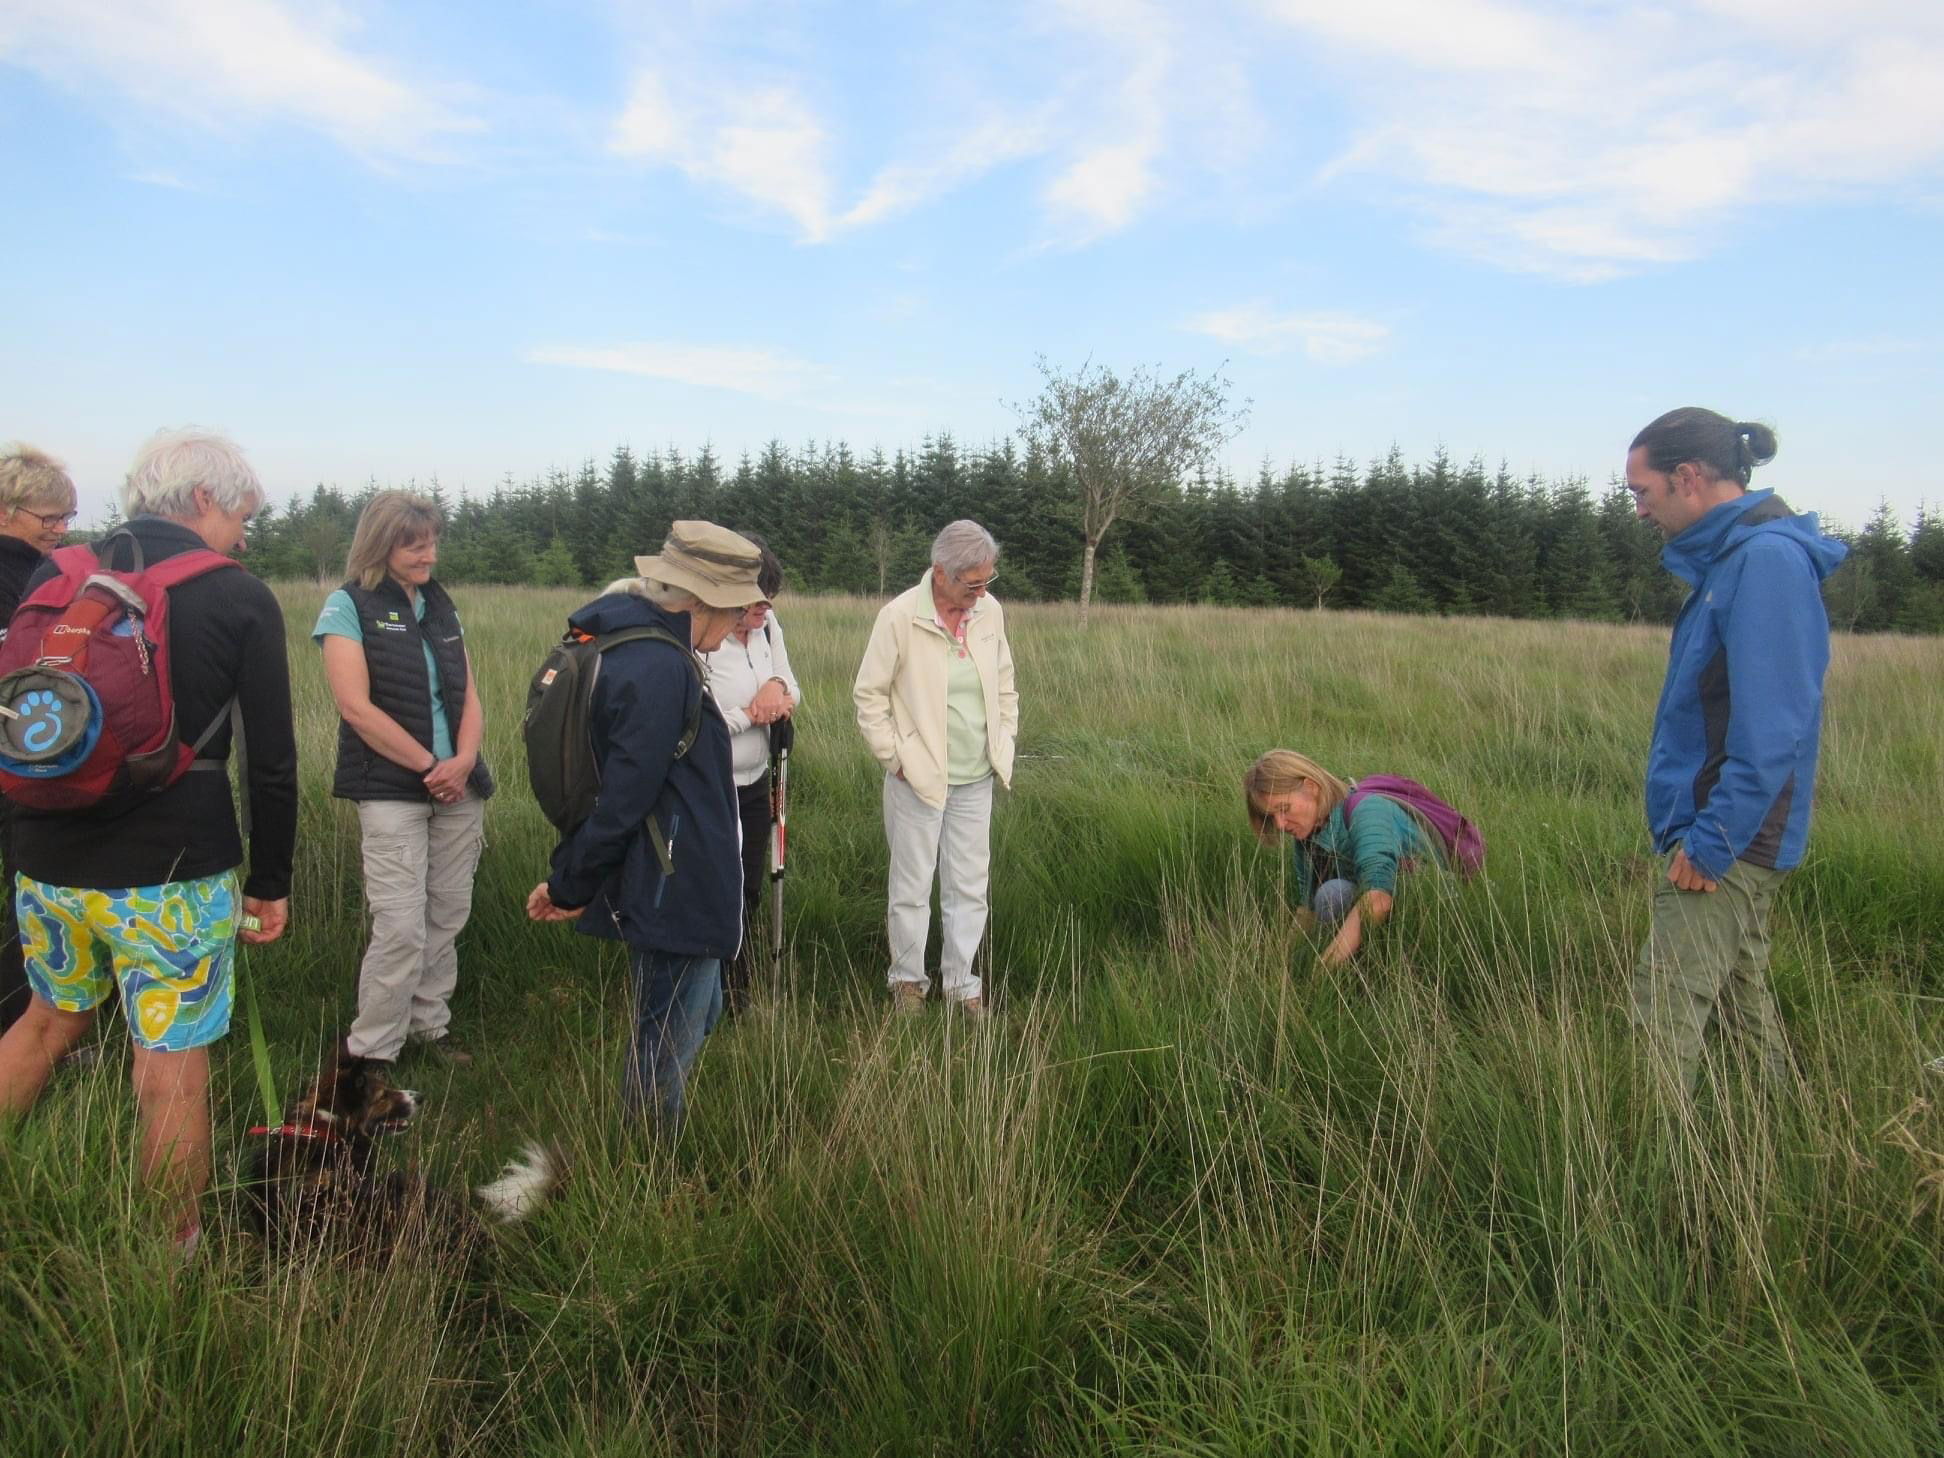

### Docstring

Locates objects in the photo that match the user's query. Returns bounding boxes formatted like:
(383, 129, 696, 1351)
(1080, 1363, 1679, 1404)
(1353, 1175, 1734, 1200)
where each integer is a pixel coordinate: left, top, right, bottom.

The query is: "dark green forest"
(136, 436, 1944, 631)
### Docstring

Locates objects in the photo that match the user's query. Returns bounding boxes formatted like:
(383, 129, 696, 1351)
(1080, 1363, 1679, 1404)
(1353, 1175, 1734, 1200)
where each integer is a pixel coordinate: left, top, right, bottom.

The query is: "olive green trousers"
(1631, 855, 1793, 1092)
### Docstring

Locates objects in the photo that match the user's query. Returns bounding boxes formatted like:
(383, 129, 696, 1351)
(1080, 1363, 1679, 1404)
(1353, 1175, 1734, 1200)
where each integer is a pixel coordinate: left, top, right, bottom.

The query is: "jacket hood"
(1661, 488, 1849, 588)
(567, 590, 693, 642)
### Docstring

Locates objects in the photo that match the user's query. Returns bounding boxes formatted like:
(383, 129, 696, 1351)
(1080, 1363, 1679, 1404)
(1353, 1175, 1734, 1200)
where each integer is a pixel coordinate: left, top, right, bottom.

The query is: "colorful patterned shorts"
(16, 871, 239, 1051)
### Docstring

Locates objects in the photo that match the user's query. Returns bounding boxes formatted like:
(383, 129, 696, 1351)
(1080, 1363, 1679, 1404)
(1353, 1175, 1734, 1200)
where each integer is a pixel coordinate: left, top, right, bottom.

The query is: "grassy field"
(3, 587, 1941, 1456)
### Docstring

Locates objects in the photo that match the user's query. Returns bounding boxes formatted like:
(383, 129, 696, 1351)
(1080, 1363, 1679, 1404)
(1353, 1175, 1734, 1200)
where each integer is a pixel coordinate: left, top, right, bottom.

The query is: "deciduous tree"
(1014, 356, 1247, 625)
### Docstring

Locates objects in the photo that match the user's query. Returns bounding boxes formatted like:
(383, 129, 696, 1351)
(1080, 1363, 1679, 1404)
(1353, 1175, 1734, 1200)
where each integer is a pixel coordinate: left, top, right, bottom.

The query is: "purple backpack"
(1343, 775, 1486, 880)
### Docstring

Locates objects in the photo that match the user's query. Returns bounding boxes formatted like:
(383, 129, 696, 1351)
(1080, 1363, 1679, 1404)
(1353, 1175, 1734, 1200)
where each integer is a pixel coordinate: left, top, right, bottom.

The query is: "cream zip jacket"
(852, 575, 1018, 810)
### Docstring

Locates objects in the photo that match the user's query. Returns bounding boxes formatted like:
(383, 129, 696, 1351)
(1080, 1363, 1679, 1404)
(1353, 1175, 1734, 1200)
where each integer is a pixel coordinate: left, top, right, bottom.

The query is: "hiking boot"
(956, 995, 988, 1022)
(890, 982, 926, 1016)
(412, 1032, 475, 1067)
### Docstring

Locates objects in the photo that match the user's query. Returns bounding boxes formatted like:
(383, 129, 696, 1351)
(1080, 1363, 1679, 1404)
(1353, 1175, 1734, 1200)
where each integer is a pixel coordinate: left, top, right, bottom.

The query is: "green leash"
(237, 917, 280, 1128)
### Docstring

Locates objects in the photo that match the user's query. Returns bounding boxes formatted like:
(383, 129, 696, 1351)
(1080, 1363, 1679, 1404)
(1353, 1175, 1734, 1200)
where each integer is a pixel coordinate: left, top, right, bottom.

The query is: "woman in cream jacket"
(852, 520, 1018, 1017)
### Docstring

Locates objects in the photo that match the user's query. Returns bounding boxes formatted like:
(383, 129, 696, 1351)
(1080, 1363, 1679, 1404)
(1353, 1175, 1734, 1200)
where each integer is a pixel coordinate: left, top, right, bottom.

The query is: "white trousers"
(883, 772, 993, 1002)
(347, 794, 486, 1061)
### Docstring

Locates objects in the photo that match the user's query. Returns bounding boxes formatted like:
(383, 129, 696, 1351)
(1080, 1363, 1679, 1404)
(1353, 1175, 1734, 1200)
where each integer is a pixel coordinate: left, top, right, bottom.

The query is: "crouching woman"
(1245, 750, 1436, 967)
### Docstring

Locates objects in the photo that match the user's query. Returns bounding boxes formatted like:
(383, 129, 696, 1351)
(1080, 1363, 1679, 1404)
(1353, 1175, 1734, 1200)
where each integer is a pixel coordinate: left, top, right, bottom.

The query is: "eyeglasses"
(14, 507, 76, 529)
(956, 568, 999, 593)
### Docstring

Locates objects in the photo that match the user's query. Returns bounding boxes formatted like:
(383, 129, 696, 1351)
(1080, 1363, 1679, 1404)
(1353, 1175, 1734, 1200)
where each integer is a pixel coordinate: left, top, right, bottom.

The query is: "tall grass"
(2, 591, 1939, 1455)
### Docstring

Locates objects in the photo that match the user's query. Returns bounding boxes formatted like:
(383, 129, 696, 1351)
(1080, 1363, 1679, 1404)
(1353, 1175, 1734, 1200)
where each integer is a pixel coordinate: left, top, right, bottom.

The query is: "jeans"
(1311, 878, 1359, 926)
(624, 949, 723, 1133)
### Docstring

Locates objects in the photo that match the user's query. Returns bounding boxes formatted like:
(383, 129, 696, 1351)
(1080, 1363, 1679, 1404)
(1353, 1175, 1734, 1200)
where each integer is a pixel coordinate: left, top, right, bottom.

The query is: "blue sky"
(4, 0, 1942, 532)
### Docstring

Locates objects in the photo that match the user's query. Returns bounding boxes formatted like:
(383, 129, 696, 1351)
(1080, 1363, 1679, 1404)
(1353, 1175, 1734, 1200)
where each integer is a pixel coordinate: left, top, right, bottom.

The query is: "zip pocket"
(649, 810, 679, 904)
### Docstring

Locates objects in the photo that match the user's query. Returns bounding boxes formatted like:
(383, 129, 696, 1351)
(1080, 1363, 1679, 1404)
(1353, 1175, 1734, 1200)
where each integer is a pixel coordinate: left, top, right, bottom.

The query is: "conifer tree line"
(206, 436, 1944, 632)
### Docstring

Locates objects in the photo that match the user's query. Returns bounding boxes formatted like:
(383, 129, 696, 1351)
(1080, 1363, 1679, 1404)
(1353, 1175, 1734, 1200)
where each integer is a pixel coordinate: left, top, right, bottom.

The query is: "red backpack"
(0, 532, 238, 810)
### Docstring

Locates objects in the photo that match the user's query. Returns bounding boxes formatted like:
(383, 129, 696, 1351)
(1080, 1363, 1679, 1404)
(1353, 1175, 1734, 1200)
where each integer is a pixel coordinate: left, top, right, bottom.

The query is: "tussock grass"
(2, 591, 1939, 1455)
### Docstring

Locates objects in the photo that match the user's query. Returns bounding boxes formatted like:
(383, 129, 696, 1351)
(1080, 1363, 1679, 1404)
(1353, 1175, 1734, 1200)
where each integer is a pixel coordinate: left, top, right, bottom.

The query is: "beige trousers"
(346, 795, 486, 1061)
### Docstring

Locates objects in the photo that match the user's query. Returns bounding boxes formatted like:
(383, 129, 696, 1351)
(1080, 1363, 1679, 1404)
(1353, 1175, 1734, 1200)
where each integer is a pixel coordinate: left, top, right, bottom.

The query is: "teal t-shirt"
(312, 589, 455, 761)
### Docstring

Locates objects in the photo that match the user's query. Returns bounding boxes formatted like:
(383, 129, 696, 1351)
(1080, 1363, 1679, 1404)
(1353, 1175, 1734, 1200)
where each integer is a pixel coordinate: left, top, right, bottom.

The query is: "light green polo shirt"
(944, 632, 991, 785)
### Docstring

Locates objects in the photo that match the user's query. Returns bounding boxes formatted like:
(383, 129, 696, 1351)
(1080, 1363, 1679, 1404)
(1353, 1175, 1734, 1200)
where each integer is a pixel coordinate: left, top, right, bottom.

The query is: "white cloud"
(610, 70, 835, 241)
(526, 342, 828, 401)
(1258, 0, 1944, 279)
(840, 115, 1050, 230)
(0, 0, 477, 160)
(1186, 302, 1390, 363)
(1038, 0, 1173, 239)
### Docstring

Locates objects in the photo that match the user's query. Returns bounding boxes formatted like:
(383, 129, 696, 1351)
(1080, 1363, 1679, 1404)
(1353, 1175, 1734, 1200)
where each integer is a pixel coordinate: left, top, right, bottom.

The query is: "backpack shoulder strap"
(590, 624, 705, 759)
(140, 547, 241, 592)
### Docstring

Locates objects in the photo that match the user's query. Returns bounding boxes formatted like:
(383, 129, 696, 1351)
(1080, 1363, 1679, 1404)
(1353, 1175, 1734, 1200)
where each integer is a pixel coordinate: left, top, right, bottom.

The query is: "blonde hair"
(344, 491, 442, 591)
(1243, 749, 1350, 845)
(0, 443, 79, 515)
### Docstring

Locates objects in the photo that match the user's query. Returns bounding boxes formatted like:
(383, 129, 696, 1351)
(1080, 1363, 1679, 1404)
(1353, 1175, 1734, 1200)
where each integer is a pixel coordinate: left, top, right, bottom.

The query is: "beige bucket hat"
(634, 520, 767, 609)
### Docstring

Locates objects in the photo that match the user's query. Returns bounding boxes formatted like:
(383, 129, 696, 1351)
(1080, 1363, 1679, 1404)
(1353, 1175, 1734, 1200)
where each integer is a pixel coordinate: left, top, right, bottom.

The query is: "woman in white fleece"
(697, 534, 799, 1013)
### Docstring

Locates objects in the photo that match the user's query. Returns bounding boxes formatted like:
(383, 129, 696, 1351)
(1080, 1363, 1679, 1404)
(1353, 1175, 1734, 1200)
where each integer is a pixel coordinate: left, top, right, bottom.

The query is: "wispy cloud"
(1038, 0, 1174, 240)
(526, 342, 829, 401)
(1185, 302, 1390, 363)
(125, 168, 195, 191)
(0, 0, 479, 160)
(1260, 0, 1944, 280)
(840, 114, 1050, 230)
(610, 70, 836, 241)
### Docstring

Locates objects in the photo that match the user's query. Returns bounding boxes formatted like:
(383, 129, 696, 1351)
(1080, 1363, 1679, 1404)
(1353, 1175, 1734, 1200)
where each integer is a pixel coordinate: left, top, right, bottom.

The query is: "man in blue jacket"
(1625, 408, 1847, 1093)
(525, 522, 765, 1132)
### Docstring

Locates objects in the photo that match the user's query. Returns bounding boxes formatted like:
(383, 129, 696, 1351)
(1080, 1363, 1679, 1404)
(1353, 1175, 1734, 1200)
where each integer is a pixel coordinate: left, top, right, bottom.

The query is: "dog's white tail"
(474, 1142, 564, 1224)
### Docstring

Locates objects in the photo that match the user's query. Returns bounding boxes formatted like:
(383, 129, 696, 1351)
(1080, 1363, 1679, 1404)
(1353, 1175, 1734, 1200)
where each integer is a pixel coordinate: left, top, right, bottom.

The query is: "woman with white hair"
(853, 519, 1018, 1018)
(0, 427, 295, 1253)
(0, 445, 79, 1035)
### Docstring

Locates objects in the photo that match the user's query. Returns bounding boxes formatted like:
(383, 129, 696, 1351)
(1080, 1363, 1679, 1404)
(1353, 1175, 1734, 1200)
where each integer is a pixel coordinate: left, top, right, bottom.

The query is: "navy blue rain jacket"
(1645, 489, 1848, 880)
(545, 593, 743, 958)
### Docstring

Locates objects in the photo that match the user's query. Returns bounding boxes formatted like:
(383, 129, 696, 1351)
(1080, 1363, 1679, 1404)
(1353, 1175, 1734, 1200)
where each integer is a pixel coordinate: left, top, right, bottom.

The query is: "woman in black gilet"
(314, 492, 491, 1068)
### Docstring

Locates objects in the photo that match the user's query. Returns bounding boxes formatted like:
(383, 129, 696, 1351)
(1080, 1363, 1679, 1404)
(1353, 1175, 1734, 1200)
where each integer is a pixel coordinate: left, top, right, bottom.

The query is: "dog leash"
(237, 914, 280, 1129)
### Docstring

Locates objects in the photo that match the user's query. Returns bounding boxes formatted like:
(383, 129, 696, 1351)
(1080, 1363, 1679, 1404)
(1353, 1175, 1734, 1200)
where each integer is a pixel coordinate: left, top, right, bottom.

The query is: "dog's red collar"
(248, 1121, 342, 1144)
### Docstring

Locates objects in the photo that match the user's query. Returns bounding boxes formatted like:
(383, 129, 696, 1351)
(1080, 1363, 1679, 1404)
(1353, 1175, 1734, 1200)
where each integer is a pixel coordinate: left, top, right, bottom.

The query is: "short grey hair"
(606, 576, 723, 618)
(931, 519, 998, 577)
(0, 443, 78, 515)
(121, 428, 262, 521)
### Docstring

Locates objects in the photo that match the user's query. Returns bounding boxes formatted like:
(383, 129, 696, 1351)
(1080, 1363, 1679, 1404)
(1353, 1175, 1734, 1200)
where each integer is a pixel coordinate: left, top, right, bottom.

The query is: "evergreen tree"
(1369, 563, 1436, 615)
(531, 535, 579, 587)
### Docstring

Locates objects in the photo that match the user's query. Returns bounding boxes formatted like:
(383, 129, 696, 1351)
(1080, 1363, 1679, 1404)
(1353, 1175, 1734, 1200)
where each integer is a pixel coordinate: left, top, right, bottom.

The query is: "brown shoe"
(412, 1032, 475, 1067)
(956, 996, 987, 1021)
(890, 982, 926, 1016)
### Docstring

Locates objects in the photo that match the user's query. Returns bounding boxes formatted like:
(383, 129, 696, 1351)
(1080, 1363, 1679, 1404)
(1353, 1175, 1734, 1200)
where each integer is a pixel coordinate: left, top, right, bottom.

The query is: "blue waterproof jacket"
(546, 593, 743, 958)
(1646, 489, 1847, 880)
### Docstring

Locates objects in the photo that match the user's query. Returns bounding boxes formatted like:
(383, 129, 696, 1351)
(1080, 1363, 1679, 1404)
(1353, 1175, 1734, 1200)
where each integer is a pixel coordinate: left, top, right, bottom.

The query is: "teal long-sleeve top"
(1289, 793, 1430, 908)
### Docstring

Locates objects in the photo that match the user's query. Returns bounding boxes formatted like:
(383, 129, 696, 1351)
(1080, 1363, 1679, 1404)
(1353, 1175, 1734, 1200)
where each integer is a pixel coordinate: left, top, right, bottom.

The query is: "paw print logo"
(14, 689, 66, 754)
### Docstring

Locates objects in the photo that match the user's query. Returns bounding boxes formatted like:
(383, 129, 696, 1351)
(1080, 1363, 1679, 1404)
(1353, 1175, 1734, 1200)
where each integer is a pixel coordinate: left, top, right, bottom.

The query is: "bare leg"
(129, 1044, 212, 1238)
(0, 997, 96, 1117)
